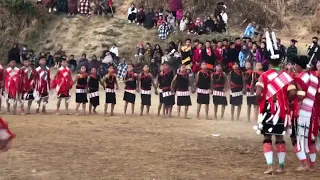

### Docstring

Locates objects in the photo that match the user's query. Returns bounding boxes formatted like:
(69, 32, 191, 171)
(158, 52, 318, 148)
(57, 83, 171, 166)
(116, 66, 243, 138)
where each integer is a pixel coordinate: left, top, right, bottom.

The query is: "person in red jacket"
(52, 57, 73, 115)
(19, 58, 35, 114)
(192, 42, 203, 73)
(35, 56, 51, 114)
(214, 41, 224, 64)
(4, 60, 20, 114)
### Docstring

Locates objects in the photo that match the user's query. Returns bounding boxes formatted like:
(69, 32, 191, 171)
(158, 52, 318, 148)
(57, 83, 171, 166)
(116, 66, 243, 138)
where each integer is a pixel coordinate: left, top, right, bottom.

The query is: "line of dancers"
(0, 54, 264, 121)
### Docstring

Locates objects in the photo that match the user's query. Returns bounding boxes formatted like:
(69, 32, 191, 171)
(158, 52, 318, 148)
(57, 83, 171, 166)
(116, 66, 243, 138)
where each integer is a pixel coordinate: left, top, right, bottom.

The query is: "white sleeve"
(128, 8, 131, 15)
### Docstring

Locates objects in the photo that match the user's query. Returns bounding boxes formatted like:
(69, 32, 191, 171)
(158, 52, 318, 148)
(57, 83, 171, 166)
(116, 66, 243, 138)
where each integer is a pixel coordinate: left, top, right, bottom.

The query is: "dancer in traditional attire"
(88, 67, 104, 114)
(19, 58, 35, 114)
(52, 58, 72, 115)
(0, 117, 15, 151)
(4, 60, 20, 114)
(34, 57, 51, 114)
(229, 61, 244, 121)
(139, 64, 158, 116)
(157, 64, 165, 116)
(103, 65, 118, 116)
(171, 64, 192, 118)
(293, 56, 320, 171)
(195, 62, 211, 120)
(158, 62, 174, 117)
(74, 65, 88, 115)
(212, 63, 227, 119)
(254, 31, 296, 174)
(244, 62, 255, 122)
(123, 64, 138, 115)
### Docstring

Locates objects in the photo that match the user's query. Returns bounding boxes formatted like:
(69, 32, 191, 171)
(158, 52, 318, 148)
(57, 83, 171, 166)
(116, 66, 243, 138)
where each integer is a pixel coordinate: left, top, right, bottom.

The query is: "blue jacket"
(243, 26, 255, 39)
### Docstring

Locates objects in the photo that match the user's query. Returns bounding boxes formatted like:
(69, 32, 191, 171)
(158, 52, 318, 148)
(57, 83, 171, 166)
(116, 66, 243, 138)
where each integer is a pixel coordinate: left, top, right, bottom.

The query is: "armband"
(287, 85, 296, 91)
(297, 90, 306, 96)
(255, 82, 264, 88)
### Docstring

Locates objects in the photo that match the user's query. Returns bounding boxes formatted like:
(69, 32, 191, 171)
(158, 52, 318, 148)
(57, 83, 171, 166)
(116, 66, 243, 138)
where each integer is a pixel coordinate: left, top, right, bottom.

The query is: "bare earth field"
(0, 81, 320, 180)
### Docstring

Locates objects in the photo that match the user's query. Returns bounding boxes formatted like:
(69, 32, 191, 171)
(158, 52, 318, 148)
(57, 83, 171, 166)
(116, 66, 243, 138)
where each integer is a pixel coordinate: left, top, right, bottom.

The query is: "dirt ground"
(0, 82, 320, 180)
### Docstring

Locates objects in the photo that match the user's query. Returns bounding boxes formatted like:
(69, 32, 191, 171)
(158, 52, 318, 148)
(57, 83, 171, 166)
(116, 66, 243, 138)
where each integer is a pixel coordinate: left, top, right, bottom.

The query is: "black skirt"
(58, 93, 70, 99)
(123, 91, 136, 104)
(177, 96, 192, 106)
(163, 94, 175, 106)
(261, 102, 285, 135)
(230, 95, 243, 106)
(105, 92, 116, 104)
(22, 91, 34, 101)
(159, 93, 164, 104)
(212, 96, 227, 105)
(247, 96, 257, 105)
(141, 94, 151, 106)
(90, 96, 100, 107)
(197, 93, 210, 105)
(76, 93, 88, 104)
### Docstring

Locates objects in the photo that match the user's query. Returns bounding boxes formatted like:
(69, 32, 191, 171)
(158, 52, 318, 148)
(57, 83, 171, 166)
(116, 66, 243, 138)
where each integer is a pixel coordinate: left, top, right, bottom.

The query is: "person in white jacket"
(220, 9, 228, 33)
(110, 43, 119, 57)
(128, 3, 137, 23)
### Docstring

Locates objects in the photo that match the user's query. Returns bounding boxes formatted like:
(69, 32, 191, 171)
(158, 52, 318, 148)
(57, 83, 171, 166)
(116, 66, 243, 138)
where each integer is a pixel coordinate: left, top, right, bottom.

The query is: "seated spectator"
(166, 12, 176, 32)
(68, 55, 77, 72)
(153, 12, 159, 27)
(110, 43, 119, 57)
(101, 47, 116, 68)
(127, 3, 137, 23)
(220, 9, 228, 32)
(179, 16, 188, 31)
(204, 16, 215, 33)
(144, 9, 155, 29)
(136, 6, 146, 25)
(216, 15, 226, 33)
(158, 22, 170, 40)
(157, 15, 165, 27)
(243, 23, 255, 39)
(161, 49, 170, 63)
(187, 20, 196, 34)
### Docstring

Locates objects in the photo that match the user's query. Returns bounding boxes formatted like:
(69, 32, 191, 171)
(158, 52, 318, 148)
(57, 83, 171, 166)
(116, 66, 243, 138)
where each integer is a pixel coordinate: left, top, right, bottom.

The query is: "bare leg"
(221, 105, 226, 119)
(184, 106, 189, 119)
(110, 104, 115, 116)
(177, 106, 181, 118)
(247, 104, 251, 122)
(162, 104, 165, 116)
(197, 104, 201, 119)
(104, 103, 108, 116)
(36, 99, 41, 113)
(254, 105, 258, 120)
(214, 104, 218, 119)
(275, 136, 286, 174)
(146, 105, 150, 115)
(20, 102, 25, 115)
(93, 106, 97, 114)
(168, 106, 173, 118)
(89, 103, 92, 114)
(82, 103, 86, 115)
(27, 100, 32, 114)
(131, 103, 135, 115)
(231, 105, 235, 121)
(124, 102, 128, 115)
(205, 104, 210, 120)
(263, 135, 274, 174)
(56, 98, 61, 114)
(140, 105, 144, 116)
(6, 100, 10, 113)
(65, 99, 69, 115)
(12, 101, 17, 115)
(75, 103, 80, 115)
(237, 105, 242, 120)
(157, 103, 162, 116)
(0, 99, 2, 113)
(42, 98, 48, 114)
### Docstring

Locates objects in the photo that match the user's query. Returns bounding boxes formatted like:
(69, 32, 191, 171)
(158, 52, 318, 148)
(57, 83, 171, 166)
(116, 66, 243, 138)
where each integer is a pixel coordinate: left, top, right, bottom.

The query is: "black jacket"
(202, 47, 216, 66)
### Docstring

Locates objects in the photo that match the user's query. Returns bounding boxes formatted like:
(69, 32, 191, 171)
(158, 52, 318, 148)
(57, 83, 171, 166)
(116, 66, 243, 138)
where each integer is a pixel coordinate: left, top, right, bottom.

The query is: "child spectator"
(127, 3, 137, 23)
(158, 22, 170, 40)
(68, 55, 77, 72)
(166, 12, 176, 32)
(110, 43, 119, 57)
(135, 43, 145, 63)
(136, 6, 146, 25)
(176, 9, 183, 25)
(153, 12, 159, 27)
(117, 59, 128, 81)
(187, 20, 196, 34)
(238, 44, 252, 68)
(161, 49, 170, 63)
(157, 15, 165, 27)
(243, 23, 255, 39)
(179, 16, 188, 31)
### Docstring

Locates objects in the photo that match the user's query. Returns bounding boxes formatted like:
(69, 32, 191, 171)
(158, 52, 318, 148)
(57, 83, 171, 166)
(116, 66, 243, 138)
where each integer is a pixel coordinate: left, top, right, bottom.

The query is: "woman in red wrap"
(4, 60, 20, 114)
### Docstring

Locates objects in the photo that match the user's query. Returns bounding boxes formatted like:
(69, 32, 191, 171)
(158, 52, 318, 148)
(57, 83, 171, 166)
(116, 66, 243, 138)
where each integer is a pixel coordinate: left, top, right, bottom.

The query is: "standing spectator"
(79, 0, 91, 17)
(144, 43, 153, 64)
(20, 45, 29, 62)
(135, 43, 145, 63)
(226, 42, 238, 70)
(277, 38, 287, 63)
(220, 9, 228, 33)
(238, 44, 252, 68)
(251, 43, 258, 63)
(117, 59, 128, 81)
(168, 0, 182, 18)
(89, 55, 101, 71)
(46, 52, 54, 67)
(202, 41, 216, 71)
(214, 41, 224, 64)
(68, 0, 78, 16)
(192, 42, 203, 73)
(68, 55, 77, 72)
(77, 54, 89, 72)
(110, 43, 119, 57)
(214, 2, 227, 18)
(136, 6, 146, 25)
(308, 37, 320, 66)
(256, 42, 269, 71)
(127, 3, 137, 23)
(28, 50, 37, 68)
(54, 45, 66, 68)
(287, 39, 298, 62)
(243, 23, 255, 39)
(153, 44, 163, 65)
(181, 39, 192, 69)
(8, 43, 20, 64)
